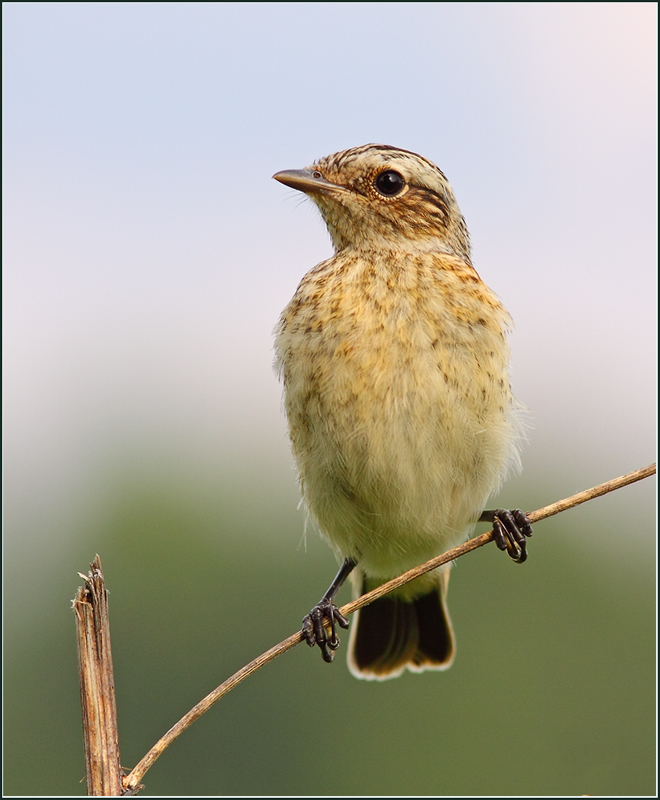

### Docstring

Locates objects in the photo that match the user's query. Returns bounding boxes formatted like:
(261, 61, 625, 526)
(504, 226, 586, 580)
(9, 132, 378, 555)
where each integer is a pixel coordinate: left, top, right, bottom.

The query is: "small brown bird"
(273, 144, 532, 680)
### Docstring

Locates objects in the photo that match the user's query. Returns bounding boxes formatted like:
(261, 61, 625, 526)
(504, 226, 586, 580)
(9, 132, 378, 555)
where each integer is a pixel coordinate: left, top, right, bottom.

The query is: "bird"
(273, 144, 532, 680)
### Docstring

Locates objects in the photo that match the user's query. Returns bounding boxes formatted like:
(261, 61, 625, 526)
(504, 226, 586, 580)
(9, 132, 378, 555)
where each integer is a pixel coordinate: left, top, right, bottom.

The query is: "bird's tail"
(347, 569, 455, 680)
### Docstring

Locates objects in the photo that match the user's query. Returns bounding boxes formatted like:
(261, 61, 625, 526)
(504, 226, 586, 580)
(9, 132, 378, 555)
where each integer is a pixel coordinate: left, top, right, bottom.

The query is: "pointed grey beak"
(273, 168, 347, 197)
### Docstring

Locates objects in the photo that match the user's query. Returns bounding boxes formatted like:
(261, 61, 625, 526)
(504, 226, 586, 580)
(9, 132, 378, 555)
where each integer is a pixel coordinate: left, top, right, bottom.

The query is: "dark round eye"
(374, 170, 406, 197)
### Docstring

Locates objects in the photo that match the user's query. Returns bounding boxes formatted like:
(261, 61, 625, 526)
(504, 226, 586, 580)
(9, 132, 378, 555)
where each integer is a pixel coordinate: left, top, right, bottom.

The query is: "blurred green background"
(4, 464, 655, 796)
(4, 3, 655, 797)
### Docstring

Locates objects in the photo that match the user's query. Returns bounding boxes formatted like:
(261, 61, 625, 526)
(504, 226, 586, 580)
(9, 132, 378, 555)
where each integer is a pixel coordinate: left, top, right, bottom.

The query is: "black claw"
(492, 518, 508, 552)
(334, 608, 350, 630)
(301, 596, 349, 662)
(301, 613, 317, 647)
(302, 558, 356, 664)
(320, 645, 335, 663)
(490, 508, 533, 564)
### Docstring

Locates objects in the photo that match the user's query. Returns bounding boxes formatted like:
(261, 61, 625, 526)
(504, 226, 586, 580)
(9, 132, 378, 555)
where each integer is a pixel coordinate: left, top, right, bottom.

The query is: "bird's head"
(274, 144, 471, 263)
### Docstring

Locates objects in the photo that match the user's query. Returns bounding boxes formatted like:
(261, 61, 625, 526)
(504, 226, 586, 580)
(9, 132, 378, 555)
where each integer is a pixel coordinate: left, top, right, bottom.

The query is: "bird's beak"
(273, 168, 346, 197)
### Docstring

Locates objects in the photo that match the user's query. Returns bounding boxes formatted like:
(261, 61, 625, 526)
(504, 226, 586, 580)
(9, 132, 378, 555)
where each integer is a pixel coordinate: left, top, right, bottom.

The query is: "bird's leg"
(479, 509, 533, 563)
(302, 558, 356, 663)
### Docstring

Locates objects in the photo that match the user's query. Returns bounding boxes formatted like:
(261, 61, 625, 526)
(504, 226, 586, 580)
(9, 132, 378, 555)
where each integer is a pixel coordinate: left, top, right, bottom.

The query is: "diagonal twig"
(122, 462, 655, 793)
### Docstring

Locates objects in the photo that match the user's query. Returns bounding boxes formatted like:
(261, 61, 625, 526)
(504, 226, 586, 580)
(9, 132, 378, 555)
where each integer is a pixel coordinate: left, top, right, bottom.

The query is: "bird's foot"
(302, 598, 350, 663)
(488, 508, 533, 563)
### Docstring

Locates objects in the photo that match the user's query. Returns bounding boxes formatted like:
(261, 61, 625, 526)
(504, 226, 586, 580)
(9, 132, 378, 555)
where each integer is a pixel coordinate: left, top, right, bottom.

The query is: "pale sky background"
(4, 1, 656, 598)
(3, 4, 656, 796)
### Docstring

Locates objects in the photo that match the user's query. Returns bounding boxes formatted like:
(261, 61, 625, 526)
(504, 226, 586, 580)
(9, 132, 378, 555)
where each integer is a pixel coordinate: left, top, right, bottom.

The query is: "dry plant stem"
(123, 462, 655, 793)
(74, 555, 124, 796)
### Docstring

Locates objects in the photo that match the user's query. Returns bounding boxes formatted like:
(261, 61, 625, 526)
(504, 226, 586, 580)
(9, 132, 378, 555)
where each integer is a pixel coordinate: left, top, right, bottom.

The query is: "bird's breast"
(275, 251, 521, 573)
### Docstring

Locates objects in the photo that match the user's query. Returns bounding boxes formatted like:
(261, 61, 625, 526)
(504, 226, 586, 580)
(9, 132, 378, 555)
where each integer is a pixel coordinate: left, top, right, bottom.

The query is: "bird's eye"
(374, 170, 406, 197)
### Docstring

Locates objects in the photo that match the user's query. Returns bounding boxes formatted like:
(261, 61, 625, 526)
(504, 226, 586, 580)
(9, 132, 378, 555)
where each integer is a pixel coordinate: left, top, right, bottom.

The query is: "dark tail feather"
(347, 575, 455, 680)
